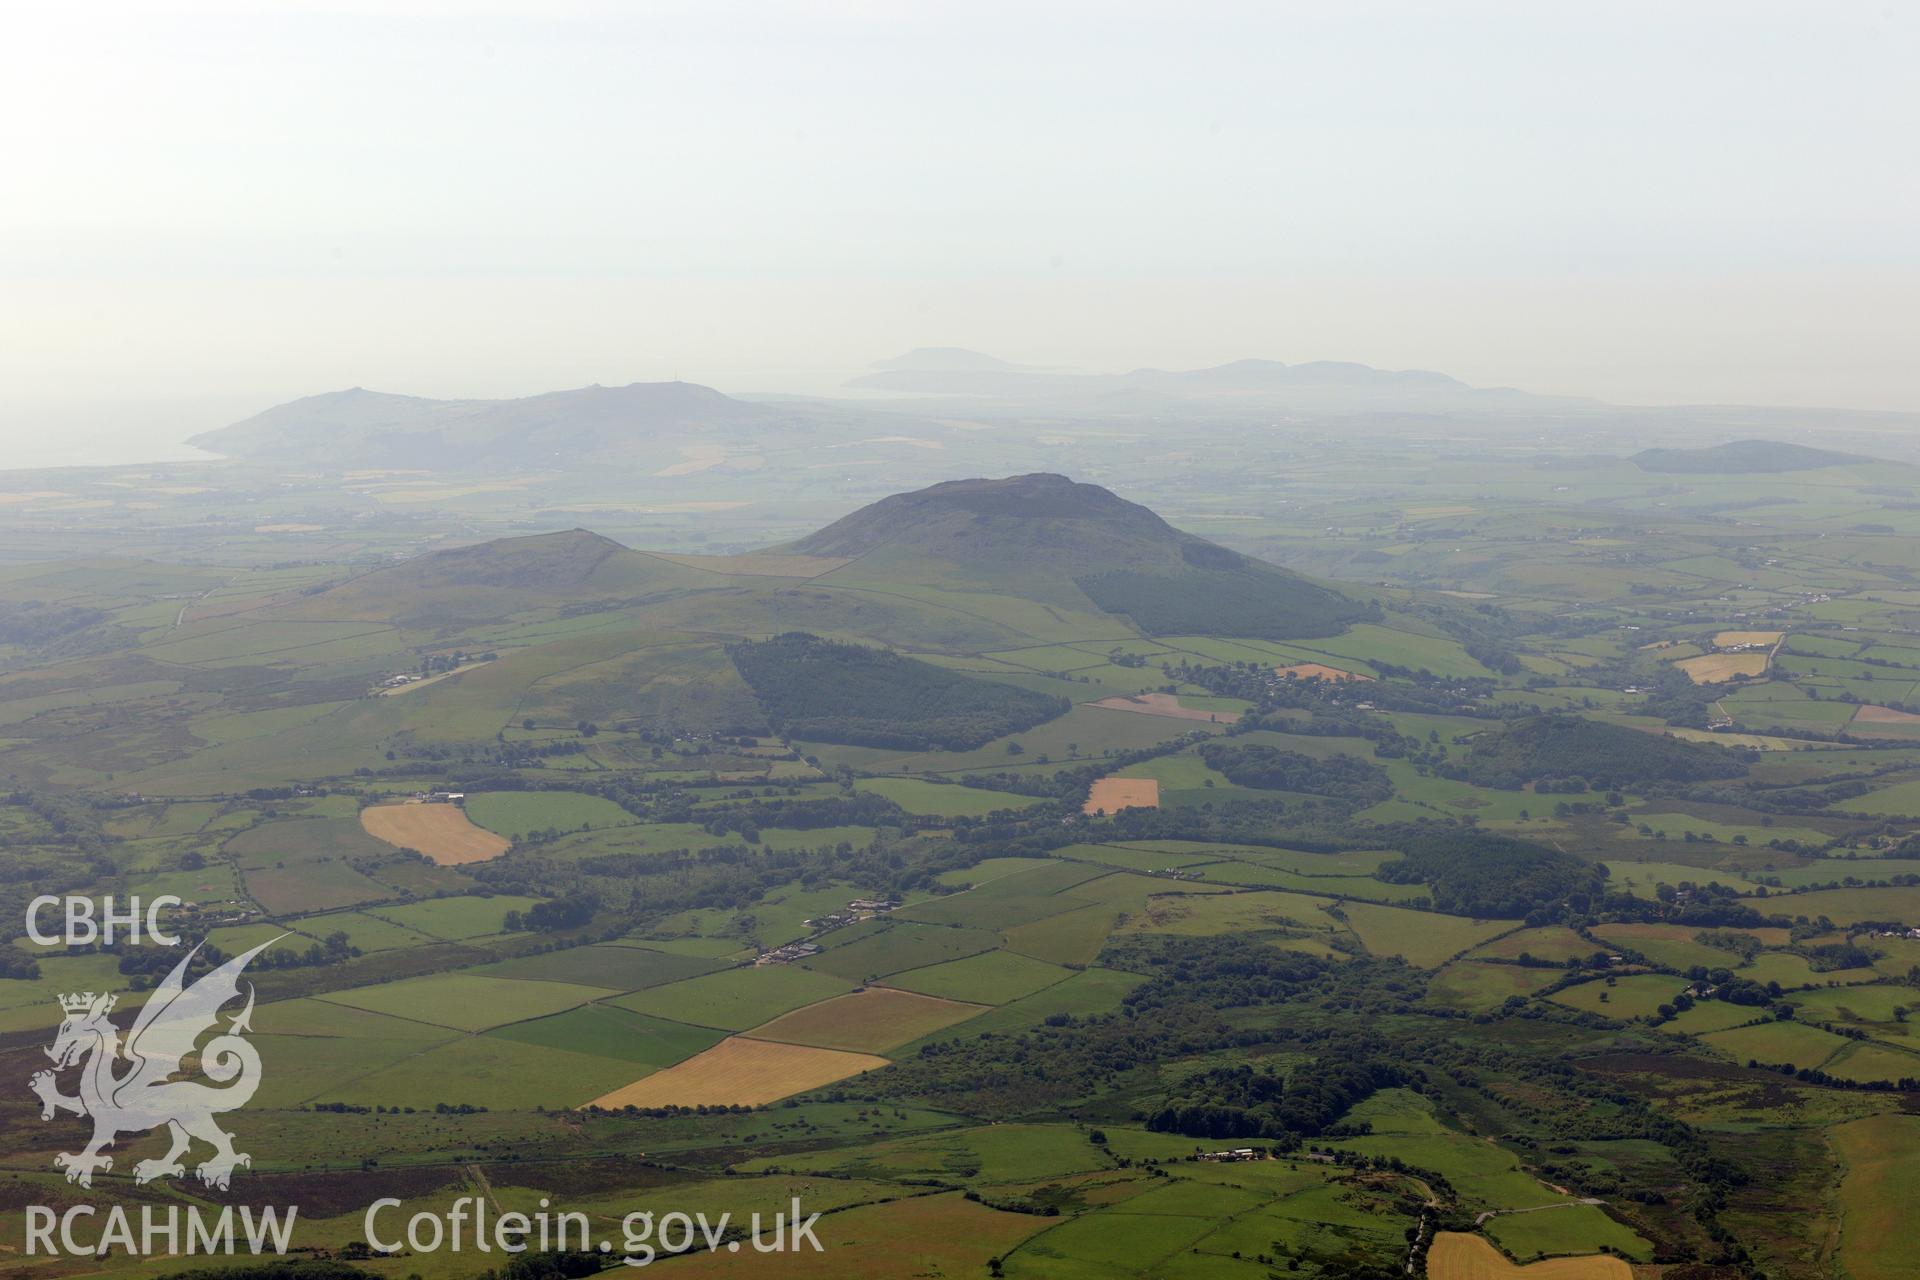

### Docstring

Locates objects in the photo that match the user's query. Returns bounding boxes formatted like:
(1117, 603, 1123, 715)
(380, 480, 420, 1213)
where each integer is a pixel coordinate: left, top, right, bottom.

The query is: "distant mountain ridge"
(846, 353, 1585, 413)
(1630, 439, 1877, 473)
(190, 381, 786, 469)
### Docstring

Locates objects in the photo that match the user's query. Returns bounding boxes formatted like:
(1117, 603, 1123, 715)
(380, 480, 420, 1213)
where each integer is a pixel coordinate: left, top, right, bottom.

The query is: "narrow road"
(1473, 1197, 1605, 1226)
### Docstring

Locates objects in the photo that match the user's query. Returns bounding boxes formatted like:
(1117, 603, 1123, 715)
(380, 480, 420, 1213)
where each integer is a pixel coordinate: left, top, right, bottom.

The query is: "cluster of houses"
(1866, 926, 1920, 940)
(757, 940, 822, 966)
(407, 790, 466, 805)
(757, 897, 902, 966)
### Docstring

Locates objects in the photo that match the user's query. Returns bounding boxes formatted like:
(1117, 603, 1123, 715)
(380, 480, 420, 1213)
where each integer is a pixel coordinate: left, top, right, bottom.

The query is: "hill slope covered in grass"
(791, 473, 1375, 638)
(729, 632, 1070, 750)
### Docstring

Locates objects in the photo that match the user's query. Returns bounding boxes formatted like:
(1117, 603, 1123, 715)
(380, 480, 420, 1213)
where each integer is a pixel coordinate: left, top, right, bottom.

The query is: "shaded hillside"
(1631, 439, 1873, 473)
(788, 473, 1184, 566)
(1458, 715, 1750, 790)
(788, 473, 1375, 639)
(276, 529, 710, 626)
(729, 632, 1069, 750)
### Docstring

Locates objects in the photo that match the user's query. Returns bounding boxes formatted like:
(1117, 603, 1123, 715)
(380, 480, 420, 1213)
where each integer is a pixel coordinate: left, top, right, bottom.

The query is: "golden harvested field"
(1427, 1232, 1630, 1280)
(360, 802, 511, 865)
(1713, 630, 1784, 648)
(1087, 692, 1239, 723)
(1853, 703, 1920, 724)
(745, 987, 987, 1054)
(656, 1191, 1049, 1278)
(1275, 662, 1371, 682)
(1675, 652, 1769, 684)
(1085, 777, 1160, 815)
(584, 1035, 888, 1108)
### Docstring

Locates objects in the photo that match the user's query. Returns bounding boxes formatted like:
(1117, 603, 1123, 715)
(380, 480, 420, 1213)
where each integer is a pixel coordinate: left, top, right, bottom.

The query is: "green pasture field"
(833, 703, 1223, 776)
(1829, 1113, 1920, 1280)
(487, 1003, 726, 1067)
(1156, 840, 1400, 877)
(1759, 857, 1920, 887)
(540, 821, 733, 860)
(1626, 812, 1832, 847)
(276, 909, 437, 952)
(1329, 1134, 1563, 1211)
(1112, 752, 1232, 790)
(1117, 887, 1337, 937)
(1589, 923, 1742, 971)
(313, 1032, 640, 1110)
(1740, 951, 1877, 989)
(1290, 622, 1491, 678)
(854, 776, 1046, 816)
(1048, 841, 1223, 872)
(1469, 925, 1596, 963)
(201, 923, 309, 958)
(804, 920, 1001, 981)
(1790, 984, 1917, 1024)
(129, 863, 246, 904)
(933, 856, 1060, 888)
(1340, 901, 1514, 968)
(890, 967, 1148, 1054)
(618, 933, 755, 959)
(1837, 779, 1920, 815)
(1699, 1019, 1853, 1071)
(1184, 860, 1427, 899)
(756, 824, 879, 852)
(224, 815, 392, 868)
(365, 893, 543, 939)
(476, 942, 728, 990)
(900, 859, 1106, 928)
(1484, 1203, 1653, 1261)
(242, 859, 394, 915)
(1427, 961, 1565, 1010)
(1004, 1210, 1216, 1279)
(1770, 885, 1920, 926)
(614, 963, 855, 1030)
(317, 972, 614, 1032)
(246, 1003, 461, 1110)
(463, 790, 637, 836)
(191, 700, 354, 747)
(1663, 1001, 1769, 1035)
(885, 948, 1074, 1004)
(1819, 1040, 1920, 1084)
(1605, 861, 1754, 899)
(1548, 974, 1689, 1020)
(1360, 759, 1548, 826)
(657, 881, 869, 947)
(743, 1120, 1113, 1186)
(0, 954, 145, 1033)
(1002, 901, 1118, 966)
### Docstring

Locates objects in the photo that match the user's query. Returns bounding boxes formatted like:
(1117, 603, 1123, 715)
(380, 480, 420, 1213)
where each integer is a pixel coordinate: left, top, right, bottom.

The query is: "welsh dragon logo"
(29, 939, 277, 1190)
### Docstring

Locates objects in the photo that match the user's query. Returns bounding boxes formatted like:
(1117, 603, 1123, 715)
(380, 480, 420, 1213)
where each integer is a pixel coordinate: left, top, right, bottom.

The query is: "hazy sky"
(3, 0, 1916, 460)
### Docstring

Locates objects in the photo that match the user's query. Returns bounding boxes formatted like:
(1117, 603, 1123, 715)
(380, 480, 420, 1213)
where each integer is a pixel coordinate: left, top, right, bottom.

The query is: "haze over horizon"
(3, 0, 1916, 467)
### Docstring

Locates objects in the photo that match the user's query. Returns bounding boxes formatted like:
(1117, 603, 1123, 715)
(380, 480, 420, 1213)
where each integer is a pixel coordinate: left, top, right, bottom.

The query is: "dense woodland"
(729, 632, 1070, 750)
